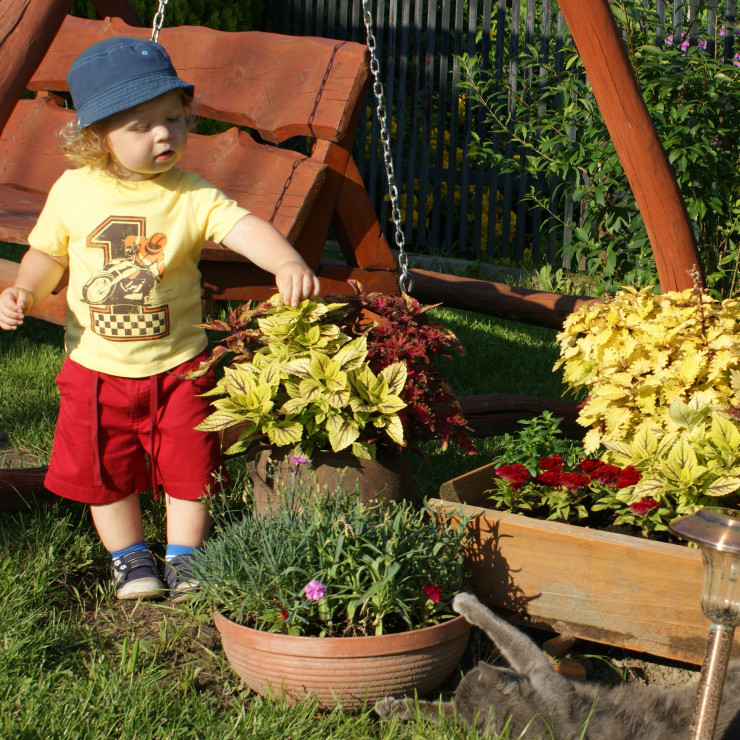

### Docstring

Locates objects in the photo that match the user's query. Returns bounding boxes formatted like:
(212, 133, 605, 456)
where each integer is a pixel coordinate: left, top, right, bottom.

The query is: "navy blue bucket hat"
(67, 36, 194, 128)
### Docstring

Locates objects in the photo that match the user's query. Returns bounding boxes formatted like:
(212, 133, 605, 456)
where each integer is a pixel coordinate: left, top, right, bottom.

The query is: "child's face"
(103, 90, 187, 180)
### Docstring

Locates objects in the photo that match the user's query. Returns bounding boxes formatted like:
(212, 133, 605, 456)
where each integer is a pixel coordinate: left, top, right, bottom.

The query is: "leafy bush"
(462, 0, 740, 297)
(555, 284, 740, 453)
(70, 0, 264, 32)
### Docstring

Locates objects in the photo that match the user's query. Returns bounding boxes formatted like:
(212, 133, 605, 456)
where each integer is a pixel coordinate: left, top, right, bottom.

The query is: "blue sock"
(110, 541, 149, 559)
(165, 544, 197, 561)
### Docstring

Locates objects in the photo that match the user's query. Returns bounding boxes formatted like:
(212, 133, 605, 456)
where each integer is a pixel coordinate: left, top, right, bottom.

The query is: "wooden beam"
(0, 0, 74, 136)
(557, 0, 703, 292)
(409, 269, 596, 330)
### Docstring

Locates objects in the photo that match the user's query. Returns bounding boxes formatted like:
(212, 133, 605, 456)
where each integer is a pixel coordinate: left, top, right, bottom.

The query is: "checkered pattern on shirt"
(90, 306, 170, 341)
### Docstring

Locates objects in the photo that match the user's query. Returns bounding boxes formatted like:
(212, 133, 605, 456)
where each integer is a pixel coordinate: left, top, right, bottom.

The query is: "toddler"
(0, 37, 320, 601)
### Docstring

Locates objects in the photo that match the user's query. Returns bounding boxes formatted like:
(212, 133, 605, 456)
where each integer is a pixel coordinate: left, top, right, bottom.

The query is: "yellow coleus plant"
(600, 397, 740, 526)
(555, 286, 740, 454)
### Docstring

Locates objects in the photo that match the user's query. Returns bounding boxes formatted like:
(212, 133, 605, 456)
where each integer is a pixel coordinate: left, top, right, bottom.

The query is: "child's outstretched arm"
(0, 248, 69, 330)
(221, 215, 321, 306)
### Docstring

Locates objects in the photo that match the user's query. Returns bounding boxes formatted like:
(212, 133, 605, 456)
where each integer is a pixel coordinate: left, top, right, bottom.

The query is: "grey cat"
(375, 592, 740, 739)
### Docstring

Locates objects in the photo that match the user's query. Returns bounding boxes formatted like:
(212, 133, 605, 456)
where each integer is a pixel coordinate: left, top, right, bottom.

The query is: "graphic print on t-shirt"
(82, 217, 170, 341)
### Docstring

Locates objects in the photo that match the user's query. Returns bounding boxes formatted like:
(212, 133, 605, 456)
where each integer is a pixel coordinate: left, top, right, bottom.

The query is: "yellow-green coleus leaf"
(325, 414, 360, 452)
(266, 421, 303, 447)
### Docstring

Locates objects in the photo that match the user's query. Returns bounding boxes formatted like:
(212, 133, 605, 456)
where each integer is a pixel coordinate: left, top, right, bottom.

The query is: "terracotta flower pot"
(247, 447, 414, 514)
(213, 610, 470, 710)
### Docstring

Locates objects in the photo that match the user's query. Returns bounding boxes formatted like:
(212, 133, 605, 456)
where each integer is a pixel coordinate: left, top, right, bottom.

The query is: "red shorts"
(45, 352, 227, 504)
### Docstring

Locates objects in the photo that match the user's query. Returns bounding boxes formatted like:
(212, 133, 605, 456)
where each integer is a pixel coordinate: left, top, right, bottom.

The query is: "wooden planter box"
(431, 461, 739, 666)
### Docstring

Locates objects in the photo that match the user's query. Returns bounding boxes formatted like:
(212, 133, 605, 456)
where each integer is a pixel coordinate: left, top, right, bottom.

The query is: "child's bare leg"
(90, 492, 145, 551)
(164, 495, 211, 601)
(90, 493, 165, 600)
(165, 495, 211, 547)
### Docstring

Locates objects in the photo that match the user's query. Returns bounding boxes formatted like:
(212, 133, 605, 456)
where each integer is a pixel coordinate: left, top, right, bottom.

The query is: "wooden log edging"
(0, 467, 57, 512)
(410, 269, 596, 330)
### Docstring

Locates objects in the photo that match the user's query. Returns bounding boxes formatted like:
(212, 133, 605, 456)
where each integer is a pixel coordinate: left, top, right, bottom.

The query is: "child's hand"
(0, 287, 33, 330)
(275, 261, 321, 307)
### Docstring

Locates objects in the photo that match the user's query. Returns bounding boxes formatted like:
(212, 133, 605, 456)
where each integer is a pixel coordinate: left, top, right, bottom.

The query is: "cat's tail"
(452, 592, 559, 678)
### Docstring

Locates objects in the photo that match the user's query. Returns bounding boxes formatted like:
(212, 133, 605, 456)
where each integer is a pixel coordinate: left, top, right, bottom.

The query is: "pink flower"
(289, 454, 309, 466)
(304, 580, 326, 601)
(629, 497, 659, 516)
(423, 583, 443, 603)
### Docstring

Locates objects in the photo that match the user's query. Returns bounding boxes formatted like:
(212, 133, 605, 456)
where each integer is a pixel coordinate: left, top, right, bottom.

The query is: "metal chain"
(361, 0, 413, 294)
(151, 0, 169, 43)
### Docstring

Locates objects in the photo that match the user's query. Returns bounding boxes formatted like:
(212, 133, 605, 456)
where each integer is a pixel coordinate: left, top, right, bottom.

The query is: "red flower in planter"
(616, 466, 641, 488)
(495, 464, 532, 491)
(539, 455, 564, 473)
(423, 583, 443, 603)
(629, 497, 659, 515)
(579, 459, 603, 474)
(279, 608, 289, 621)
(535, 470, 562, 486)
(559, 472, 592, 492)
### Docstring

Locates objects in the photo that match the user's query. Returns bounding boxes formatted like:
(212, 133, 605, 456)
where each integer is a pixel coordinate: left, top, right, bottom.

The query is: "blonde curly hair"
(59, 89, 195, 173)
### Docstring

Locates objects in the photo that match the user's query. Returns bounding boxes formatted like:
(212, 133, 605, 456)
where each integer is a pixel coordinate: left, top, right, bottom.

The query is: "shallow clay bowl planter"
(214, 610, 469, 710)
(432, 461, 740, 666)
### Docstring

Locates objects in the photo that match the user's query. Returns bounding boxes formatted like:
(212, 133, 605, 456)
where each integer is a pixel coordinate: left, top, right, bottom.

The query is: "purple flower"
(289, 454, 309, 466)
(304, 580, 326, 601)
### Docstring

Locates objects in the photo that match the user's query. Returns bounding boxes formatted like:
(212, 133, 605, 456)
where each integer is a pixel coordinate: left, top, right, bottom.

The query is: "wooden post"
(0, 0, 142, 138)
(0, 0, 74, 136)
(557, 0, 703, 292)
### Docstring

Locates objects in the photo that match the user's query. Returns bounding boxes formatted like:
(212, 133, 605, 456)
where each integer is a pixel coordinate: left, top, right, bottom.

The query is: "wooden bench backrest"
(0, 15, 368, 242)
(28, 16, 369, 145)
(0, 14, 400, 324)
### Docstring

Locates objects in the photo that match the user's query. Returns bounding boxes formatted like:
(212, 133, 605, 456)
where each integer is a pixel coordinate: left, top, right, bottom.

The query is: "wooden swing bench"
(0, 13, 400, 326)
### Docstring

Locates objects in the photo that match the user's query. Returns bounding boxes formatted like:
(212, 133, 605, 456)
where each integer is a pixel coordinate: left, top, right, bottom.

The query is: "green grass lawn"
(0, 302, 568, 738)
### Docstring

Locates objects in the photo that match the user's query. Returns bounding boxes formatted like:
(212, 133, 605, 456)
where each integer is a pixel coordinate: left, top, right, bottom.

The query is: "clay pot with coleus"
(189, 281, 476, 464)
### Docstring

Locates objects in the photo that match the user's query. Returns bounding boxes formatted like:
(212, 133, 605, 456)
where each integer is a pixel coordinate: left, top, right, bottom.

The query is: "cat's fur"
(375, 592, 740, 739)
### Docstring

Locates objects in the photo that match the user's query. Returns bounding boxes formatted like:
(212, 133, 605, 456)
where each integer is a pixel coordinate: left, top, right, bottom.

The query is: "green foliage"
(462, 0, 740, 297)
(602, 396, 740, 530)
(493, 411, 583, 474)
(70, 0, 264, 32)
(191, 480, 471, 637)
(195, 286, 475, 460)
(195, 295, 407, 459)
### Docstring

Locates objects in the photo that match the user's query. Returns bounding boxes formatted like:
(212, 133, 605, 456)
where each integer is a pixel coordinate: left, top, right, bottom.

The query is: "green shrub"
(462, 0, 740, 297)
(70, 0, 264, 33)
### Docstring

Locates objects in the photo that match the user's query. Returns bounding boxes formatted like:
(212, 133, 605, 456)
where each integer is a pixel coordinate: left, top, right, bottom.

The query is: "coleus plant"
(192, 282, 475, 459)
(555, 283, 740, 454)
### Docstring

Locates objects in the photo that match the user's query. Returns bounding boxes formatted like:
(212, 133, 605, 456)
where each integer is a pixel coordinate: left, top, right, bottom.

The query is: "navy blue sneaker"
(111, 549, 166, 600)
(165, 555, 199, 603)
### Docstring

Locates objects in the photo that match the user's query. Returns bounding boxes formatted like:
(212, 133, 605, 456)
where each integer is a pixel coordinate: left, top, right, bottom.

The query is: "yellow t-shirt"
(28, 167, 249, 377)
